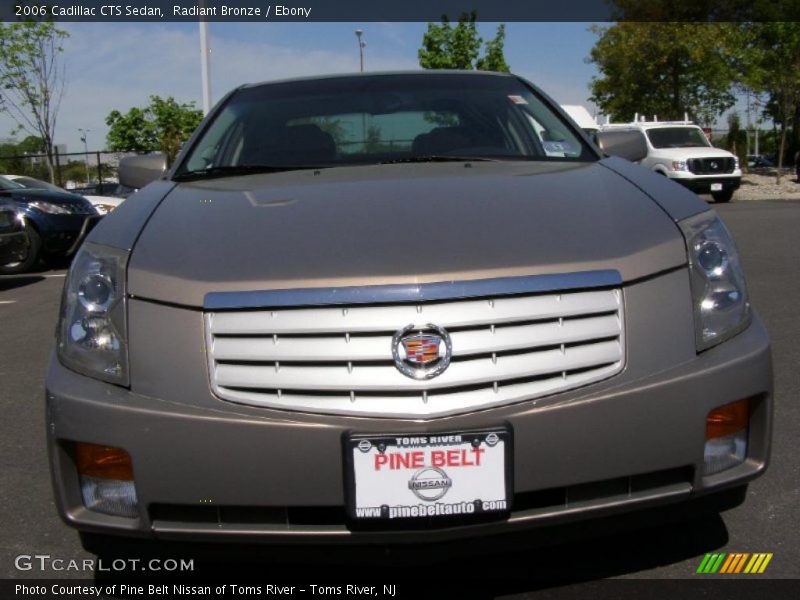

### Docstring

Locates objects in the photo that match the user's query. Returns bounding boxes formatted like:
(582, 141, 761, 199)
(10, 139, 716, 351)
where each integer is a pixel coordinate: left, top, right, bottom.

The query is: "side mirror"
(596, 130, 648, 163)
(118, 153, 167, 189)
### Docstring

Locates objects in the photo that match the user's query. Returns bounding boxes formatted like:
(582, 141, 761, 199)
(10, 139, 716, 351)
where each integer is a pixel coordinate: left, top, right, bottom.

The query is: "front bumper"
(670, 175, 741, 194)
(0, 229, 29, 264)
(29, 213, 102, 255)
(46, 271, 773, 545)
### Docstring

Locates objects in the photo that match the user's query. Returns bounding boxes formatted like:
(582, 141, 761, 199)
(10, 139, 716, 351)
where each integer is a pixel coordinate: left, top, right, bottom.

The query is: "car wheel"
(712, 190, 734, 203)
(0, 224, 41, 275)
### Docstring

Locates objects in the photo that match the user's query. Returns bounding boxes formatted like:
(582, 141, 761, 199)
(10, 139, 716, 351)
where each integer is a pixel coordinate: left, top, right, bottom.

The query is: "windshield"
(177, 73, 595, 177)
(645, 127, 711, 149)
(0, 176, 25, 191)
(10, 176, 63, 192)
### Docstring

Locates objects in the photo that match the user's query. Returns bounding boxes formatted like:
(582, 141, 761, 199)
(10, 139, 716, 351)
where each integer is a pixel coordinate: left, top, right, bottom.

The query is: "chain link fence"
(0, 149, 139, 192)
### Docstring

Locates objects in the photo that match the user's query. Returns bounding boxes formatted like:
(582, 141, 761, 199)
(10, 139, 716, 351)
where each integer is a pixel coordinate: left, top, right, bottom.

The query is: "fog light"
(704, 400, 749, 475)
(79, 477, 139, 518)
(75, 443, 138, 518)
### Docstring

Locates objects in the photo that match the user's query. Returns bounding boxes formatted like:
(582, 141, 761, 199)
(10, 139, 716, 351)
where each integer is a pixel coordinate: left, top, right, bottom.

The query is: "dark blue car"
(0, 176, 101, 274)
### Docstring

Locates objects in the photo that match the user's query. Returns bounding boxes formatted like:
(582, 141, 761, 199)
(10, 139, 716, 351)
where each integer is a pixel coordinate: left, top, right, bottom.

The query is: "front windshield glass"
(178, 74, 595, 176)
(646, 127, 711, 148)
(12, 176, 63, 192)
(0, 176, 25, 191)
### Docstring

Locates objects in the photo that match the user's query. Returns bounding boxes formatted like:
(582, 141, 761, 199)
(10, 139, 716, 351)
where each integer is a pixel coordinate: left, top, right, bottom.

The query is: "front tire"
(712, 190, 734, 203)
(0, 224, 41, 274)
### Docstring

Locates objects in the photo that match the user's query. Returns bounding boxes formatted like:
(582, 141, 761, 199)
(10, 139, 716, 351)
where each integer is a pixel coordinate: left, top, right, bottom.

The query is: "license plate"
(710, 183, 723, 191)
(344, 429, 512, 521)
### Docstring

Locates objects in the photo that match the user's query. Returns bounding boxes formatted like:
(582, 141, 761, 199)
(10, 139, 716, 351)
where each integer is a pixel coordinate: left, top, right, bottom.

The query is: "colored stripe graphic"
(697, 553, 727, 573)
(758, 554, 773, 573)
(734, 553, 750, 573)
(699, 552, 773, 574)
(710, 553, 726, 573)
(719, 554, 736, 574)
(696, 554, 713, 573)
(744, 554, 760, 573)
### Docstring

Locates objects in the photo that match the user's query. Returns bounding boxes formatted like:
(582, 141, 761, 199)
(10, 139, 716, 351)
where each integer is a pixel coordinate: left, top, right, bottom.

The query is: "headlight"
(57, 242, 129, 385)
(680, 211, 750, 351)
(734, 156, 740, 170)
(27, 200, 72, 214)
(671, 160, 688, 171)
(93, 203, 116, 215)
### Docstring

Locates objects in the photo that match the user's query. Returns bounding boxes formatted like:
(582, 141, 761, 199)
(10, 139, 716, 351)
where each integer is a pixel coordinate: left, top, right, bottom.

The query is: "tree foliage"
(588, 23, 737, 124)
(418, 13, 510, 72)
(737, 22, 800, 181)
(105, 96, 203, 165)
(0, 22, 68, 183)
(606, 0, 797, 22)
(0, 136, 47, 179)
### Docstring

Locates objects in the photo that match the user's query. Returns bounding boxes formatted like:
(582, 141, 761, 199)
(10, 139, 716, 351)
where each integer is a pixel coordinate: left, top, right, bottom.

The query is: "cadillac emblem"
(392, 323, 452, 380)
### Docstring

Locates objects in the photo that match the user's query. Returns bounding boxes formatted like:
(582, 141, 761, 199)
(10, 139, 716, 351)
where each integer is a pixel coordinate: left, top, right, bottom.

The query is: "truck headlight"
(680, 211, 750, 351)
(57, 242, 129, 385)
(671, 160, 688, 171)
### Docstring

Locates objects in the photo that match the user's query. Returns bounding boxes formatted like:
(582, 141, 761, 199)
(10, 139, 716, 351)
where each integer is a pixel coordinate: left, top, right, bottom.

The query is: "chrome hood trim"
(204, 269, 622, 310)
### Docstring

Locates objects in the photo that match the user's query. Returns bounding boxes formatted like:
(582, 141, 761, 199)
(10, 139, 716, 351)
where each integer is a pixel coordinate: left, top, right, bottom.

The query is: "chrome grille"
(687, 157, 735, 175)
(205, 288, 624, 418)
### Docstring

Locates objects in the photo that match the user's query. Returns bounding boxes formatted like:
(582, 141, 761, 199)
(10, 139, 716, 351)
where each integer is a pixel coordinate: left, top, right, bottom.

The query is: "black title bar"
(2, 0, 799, 23)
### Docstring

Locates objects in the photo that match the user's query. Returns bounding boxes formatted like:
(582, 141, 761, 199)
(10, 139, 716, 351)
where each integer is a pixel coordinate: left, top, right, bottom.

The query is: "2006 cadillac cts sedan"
(46, 71, 772, 548)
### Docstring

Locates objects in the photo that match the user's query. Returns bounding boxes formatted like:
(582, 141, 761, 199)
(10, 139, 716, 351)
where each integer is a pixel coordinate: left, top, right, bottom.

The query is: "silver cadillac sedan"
(46, 72, 772, 547)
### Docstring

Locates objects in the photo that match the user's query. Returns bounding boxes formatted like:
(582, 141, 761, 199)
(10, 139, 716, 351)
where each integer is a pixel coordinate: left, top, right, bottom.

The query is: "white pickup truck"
(598, 119, 741, 203)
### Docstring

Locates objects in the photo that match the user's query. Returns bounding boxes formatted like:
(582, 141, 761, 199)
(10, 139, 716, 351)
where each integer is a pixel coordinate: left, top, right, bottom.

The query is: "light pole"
(199, 16, 212, 114)
(78, 128, 91, 185)
(355, 29, 367, 144)
(355, 29, 366, 72)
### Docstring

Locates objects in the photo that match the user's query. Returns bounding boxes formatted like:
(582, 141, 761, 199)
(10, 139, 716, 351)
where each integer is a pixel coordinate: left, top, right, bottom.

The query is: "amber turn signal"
(706, 399, 749, 441)
(74, 442, 134, 481)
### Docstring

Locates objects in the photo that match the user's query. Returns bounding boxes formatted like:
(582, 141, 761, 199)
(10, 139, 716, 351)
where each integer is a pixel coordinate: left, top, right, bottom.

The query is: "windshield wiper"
(173, 164, 321, 181)
(379, 155, 501, 165)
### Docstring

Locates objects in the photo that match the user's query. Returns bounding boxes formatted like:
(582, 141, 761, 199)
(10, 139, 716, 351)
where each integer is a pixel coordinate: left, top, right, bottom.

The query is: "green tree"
(0, 135, 50, 180)
(738, 23, 800, 182)
(588, 23, 737, 123)
(0, 22, 69, 183)
(476, 25, 509, 73)
(418, 13, 510, 72)
(105, 96, 203, 166)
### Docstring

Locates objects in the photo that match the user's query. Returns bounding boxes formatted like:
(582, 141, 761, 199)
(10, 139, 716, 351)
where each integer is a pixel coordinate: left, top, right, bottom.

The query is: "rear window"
(178, 74, 595, 174)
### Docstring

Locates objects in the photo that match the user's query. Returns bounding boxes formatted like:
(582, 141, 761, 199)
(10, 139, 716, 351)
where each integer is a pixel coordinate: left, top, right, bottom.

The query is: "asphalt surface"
(1, 200, 798, 592)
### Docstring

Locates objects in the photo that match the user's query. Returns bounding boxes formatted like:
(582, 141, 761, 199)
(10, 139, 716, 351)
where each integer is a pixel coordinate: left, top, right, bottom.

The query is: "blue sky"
(0, 22, 605, 153)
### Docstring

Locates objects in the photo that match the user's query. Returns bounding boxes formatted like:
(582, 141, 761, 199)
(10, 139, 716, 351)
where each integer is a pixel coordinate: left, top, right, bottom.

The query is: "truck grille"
(687, 157, 735, 175)
(205, 288, 624, 418)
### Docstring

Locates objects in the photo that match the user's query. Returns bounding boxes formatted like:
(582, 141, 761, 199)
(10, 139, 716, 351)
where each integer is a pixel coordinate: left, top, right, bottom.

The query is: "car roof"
(240, 69, 515, 90)
(602, 122, 701, 131)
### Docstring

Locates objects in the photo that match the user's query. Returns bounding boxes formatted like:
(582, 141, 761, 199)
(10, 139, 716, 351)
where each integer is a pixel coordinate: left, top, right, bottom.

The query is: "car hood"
(128, 161, 690, 307)
(650, 146, 735, 159)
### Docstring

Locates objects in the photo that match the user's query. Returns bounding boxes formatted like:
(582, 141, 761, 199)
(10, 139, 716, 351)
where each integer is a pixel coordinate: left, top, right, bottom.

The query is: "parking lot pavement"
(0, 201, 798, 587)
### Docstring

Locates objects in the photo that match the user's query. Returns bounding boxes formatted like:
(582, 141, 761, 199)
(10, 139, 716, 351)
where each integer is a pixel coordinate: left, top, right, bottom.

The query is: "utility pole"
(78, 128, 90, 185)
(199, 1, 212, 115)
